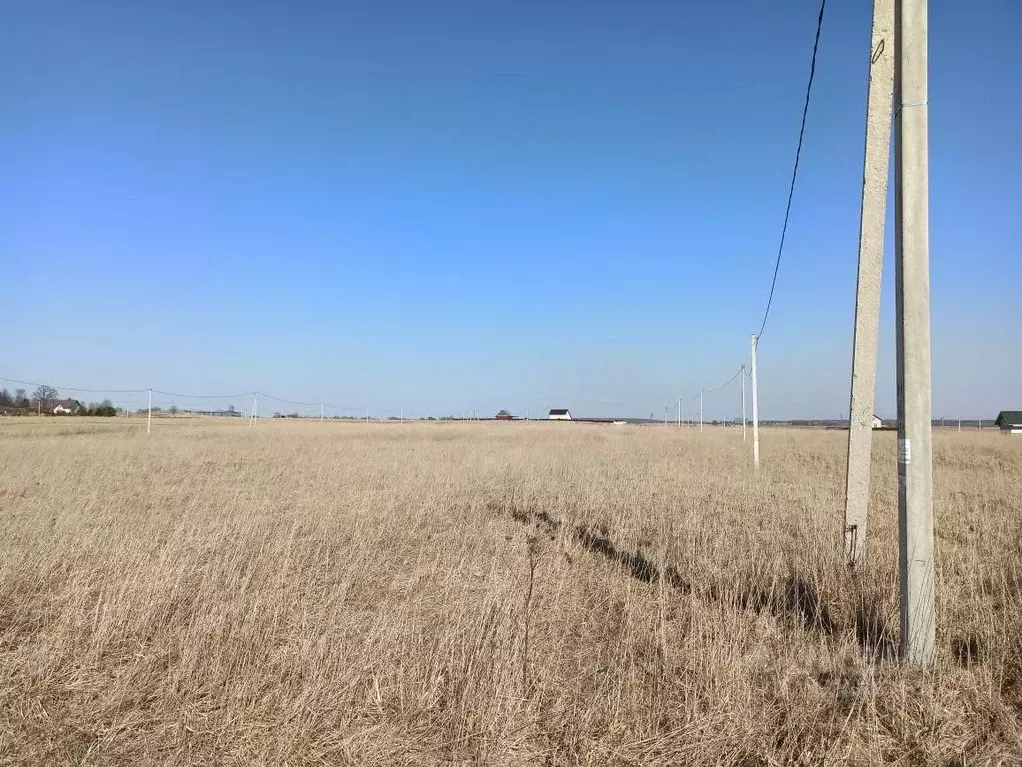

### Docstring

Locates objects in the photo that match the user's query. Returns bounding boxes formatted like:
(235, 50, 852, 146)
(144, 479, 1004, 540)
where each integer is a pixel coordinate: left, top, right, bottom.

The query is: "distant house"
(52, 399, 83, 415)
(995, 411, 1022, 435)
(872, 414, 883, 429)
(549, 408, 572, 421)
(495, 410, 513, 421)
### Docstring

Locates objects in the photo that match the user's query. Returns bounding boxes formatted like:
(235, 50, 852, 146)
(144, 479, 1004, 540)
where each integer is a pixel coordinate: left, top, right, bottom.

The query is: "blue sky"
(2, 1, 1019, 419)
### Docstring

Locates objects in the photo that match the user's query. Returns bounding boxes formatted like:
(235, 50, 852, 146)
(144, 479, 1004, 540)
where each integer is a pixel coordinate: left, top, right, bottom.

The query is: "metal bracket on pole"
(844, 0, 895, 568)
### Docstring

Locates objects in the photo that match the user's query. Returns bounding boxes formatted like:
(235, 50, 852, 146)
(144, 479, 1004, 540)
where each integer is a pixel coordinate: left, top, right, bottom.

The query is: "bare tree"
(32, 385, 59, 414)
(14, 389, 28, 409)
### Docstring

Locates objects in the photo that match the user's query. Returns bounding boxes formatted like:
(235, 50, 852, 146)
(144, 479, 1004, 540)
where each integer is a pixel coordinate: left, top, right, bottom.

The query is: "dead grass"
(0, 418, 1020, 765)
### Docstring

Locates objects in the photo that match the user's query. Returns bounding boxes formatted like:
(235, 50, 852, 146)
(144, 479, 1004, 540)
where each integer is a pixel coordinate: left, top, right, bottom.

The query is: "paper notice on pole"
(898, 439, 911, 465)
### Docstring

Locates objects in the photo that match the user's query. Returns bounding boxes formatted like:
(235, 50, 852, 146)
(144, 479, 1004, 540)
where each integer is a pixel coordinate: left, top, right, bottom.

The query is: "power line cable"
(257, 391, 320, 408)
(0, 376, 146, 395)
(152, 388, 253, 400)
(756, 0, 827, 341)
(704, 367, 744, 394)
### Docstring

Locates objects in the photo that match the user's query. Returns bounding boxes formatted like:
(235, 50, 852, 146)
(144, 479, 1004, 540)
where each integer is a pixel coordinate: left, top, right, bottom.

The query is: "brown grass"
(1, 418, 1020, 765)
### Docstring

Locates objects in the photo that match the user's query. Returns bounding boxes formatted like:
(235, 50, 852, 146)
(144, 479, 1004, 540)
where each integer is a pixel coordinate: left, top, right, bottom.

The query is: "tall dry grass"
(0, 418, 1020, 765)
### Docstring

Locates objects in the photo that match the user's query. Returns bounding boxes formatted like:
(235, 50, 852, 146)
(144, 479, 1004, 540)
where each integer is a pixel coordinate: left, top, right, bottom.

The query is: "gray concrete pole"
(677, 397, 681, 427)
(894, 0, 934, 665)
(844, 0, 895, 568)
(699, 388, 703, 432)
(751, 335, 760, 469)
(147, 388, 152, 434)
(741, 365, 747, 441)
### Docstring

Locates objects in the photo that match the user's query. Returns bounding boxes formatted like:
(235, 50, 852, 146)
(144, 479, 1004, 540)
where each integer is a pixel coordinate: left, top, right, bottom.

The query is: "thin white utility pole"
(844, 0, 895, 568)
(250, 394, 258, 426)
(958, 417, 961, 433)
(699, 388, 703, 432)
(320, 403, 324, 423)
(751, 334, 760, 469)
(365, 408, 369, 424)
(894, 0, 934, 665)
(664, 407, 668, 426)
(400, 407, 404, 424)
(677, 397, 681, 427)
(741, 365, 747, 441)
(147, 388, 152, 434)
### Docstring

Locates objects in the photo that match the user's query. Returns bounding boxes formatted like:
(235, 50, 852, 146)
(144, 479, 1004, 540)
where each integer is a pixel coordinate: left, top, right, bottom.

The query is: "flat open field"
(1, 418, 1020, 765)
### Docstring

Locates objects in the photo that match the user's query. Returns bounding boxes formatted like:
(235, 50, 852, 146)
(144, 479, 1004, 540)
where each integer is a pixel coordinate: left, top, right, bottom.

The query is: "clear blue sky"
(2, 1, 1019, 419)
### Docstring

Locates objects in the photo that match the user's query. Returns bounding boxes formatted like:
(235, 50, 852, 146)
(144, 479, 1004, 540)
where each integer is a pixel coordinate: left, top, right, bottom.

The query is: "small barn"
(995, 411, 1022, 434)
(495, 410, 513, 421)
(549, 408, 572, 421)
(872, 414, 883, 429)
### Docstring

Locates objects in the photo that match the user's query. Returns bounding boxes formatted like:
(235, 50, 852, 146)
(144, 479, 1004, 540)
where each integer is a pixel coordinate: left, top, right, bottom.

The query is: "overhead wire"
(675, 0, 827, 411)
(755, 0, 827, 341)
(704, 367, 745, 394)
(0, 375, 146, 395)
(152, 388, 253, 400)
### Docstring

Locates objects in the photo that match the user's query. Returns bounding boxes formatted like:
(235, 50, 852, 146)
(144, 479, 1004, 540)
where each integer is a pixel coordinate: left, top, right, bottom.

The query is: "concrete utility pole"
(147, 388, 152, 434)
(844, 0, 895, 568)
(741, 365, 747, 440)
(699, 388, 703, 432)
(751, 335, 760, 469)
(320, 403, 324, 423)
(677, 397, 681, 427)
(894, 0, 934, 665)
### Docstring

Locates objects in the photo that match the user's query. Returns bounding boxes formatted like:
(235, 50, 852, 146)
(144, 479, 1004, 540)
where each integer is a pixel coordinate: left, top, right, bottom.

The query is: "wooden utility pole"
(844, 0, 895, 567)
(894, 0, 934, 664)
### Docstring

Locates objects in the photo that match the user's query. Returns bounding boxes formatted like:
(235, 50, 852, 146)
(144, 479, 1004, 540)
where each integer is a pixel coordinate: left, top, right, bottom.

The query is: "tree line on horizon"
(0, 386, 118, 417)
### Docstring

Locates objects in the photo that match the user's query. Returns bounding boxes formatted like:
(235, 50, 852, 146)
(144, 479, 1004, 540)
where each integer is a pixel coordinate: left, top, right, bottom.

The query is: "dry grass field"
(1, 418, 1020, 766)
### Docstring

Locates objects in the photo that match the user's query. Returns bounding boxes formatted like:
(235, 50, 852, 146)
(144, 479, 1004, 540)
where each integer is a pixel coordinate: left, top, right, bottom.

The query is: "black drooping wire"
(704, 367, 744, 394)
(756, 0, 827, 341)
